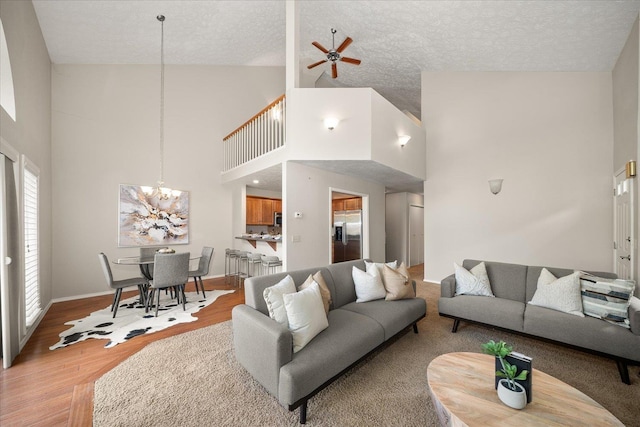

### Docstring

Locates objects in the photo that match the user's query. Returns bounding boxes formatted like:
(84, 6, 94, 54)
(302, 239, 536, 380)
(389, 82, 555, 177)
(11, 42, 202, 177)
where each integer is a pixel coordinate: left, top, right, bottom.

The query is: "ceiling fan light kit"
(307, 28, 361, 79)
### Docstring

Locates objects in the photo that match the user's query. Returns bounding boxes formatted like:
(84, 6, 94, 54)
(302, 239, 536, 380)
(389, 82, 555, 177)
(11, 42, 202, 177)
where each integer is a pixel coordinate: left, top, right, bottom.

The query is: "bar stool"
(261, 255, 282, 275)
(225, 249, 240, 285)
(247, 253, 263, 278)
(236, 251, 250, 287)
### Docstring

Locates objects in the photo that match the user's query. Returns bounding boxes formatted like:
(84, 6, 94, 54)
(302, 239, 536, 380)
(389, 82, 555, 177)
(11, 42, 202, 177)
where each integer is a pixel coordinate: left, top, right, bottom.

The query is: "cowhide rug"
(49, 289, 235, 350)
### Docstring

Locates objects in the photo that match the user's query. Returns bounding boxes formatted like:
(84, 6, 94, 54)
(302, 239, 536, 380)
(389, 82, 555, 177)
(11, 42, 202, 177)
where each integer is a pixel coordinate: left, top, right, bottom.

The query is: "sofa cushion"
(284, 282, 329, 353)
(528, 269, 584, 317)
(353, 266, 386, 302)
(524, 304, 640, 362)
(463, 259, 526, 302)
(263, 275, 297, 326)
(341, 298, 426, 340)
(245, 267, 337, 316)
(438, 294, 526, 332)
(277, 308, 385, 405)
(454, 262, 494, 297)
(325, 259, 367, 308)
(579, 273, 635, 328)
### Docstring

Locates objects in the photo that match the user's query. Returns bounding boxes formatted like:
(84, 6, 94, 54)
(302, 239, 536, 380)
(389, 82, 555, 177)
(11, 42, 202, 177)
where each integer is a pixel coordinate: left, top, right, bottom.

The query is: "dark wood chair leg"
(413, 323, 419, 334)
(452, 319, 460, 333)
(299, 401, 307, 424)
(616, 359, 631, 384)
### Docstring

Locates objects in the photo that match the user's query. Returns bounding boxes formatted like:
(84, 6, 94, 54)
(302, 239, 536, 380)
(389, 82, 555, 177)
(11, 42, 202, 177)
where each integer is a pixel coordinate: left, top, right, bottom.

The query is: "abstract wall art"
(118, 184, 189, 247)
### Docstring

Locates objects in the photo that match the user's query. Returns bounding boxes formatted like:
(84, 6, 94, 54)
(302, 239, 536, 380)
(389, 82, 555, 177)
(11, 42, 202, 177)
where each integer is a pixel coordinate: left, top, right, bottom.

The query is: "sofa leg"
(299, 401, 307, 424)
(451, 319, 460, 333)
(616, 360, 631, 385)
(413, 323, 419, 334)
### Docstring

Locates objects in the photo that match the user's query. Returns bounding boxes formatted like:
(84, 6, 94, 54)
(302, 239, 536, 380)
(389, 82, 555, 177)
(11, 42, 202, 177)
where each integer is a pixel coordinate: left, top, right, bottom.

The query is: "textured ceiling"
(30, 0, 640, 192)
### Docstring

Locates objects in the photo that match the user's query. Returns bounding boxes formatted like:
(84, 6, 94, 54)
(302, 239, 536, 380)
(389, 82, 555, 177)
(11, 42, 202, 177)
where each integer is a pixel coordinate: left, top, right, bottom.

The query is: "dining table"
(113, 253, 200, 307)
(113, 253, 200, 280)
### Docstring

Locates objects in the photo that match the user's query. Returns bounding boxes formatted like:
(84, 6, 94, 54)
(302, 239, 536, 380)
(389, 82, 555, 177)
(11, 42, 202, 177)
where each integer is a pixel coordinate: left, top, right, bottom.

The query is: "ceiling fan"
(307, 28, 361, 79)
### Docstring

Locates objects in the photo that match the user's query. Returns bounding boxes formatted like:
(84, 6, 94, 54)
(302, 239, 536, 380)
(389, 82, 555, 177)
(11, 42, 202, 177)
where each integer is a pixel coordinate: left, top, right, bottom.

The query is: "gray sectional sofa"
(231, 259, 427, 424)
(439, 259, 640, 384)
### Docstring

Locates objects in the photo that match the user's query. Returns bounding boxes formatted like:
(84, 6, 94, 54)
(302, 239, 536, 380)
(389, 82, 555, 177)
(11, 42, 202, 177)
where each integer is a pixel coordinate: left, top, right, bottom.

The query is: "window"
(23, 156, 40, 327)
(0, 18, 16, 121)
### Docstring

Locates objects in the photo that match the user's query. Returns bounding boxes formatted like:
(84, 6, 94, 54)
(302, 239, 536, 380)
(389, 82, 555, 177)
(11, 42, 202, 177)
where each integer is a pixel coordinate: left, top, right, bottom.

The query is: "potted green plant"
(481, 340, 529, 409)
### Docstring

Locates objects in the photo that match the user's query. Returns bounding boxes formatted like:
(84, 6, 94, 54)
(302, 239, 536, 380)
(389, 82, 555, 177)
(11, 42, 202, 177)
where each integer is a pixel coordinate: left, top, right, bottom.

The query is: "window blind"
(23, 164, 40, 327)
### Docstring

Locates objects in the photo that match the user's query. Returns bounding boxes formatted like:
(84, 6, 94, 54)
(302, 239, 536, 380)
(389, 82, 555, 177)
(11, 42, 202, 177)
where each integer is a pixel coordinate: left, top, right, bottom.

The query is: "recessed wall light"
(252, 180, 260, 184)
(398, 135, 411, 147)
(324, 117, 339, 130)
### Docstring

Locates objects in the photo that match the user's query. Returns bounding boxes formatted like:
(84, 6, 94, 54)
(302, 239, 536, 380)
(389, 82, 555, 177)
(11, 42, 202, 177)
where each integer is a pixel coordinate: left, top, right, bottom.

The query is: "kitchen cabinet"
(333, 197, 362, 214)
(246, 196, 281, 225)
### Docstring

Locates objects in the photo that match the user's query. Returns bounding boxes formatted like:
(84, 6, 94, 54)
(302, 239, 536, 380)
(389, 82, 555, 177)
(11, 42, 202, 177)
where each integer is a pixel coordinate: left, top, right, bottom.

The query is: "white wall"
(613, 16, 639, 171)
(0, 1, 52, 308)
(52, 64, 284, 298)
(286, 88, 426, 181)
(284, 161, 386, 270)
(422, 72, 614, 283)
(613, 16, 640, 282)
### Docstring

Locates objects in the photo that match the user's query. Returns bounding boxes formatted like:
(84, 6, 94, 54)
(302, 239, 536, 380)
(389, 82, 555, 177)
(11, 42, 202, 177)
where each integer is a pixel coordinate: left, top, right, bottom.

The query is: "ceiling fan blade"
(332, 62, 338, 79)
(307, 59, 328, 69)
(312, 41, 329, 54)
(336, 37, 353, 53)
(340, 57, 361, 65)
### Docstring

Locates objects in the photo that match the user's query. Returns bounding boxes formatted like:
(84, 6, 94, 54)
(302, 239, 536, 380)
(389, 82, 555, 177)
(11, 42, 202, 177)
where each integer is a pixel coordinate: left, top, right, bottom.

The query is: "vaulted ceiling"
(33, 0, 640, 119)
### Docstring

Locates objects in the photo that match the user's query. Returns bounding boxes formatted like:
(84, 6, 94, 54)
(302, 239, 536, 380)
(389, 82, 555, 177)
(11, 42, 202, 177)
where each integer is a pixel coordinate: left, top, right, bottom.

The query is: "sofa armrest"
(232, 304, 293, 397)
(441, 273, 456, 298)
(629, 296, 640, 336)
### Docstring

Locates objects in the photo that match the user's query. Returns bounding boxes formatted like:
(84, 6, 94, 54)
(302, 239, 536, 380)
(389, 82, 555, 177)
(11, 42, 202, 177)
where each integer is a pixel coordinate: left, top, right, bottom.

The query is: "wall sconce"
(488, 179, 503, 195)
(398, 135, 411, 147)
(324, 117, 339, 130)
(626, 160, 636, 178)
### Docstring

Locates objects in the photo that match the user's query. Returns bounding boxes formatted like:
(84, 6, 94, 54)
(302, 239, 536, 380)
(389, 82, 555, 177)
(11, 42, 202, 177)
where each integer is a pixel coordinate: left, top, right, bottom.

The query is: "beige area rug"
(94, 281, 640, 427)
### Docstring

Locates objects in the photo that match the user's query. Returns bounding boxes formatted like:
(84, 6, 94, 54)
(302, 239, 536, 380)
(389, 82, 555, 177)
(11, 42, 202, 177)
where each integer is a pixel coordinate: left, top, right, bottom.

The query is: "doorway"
(614, 168, 635, 281)
(409, 205, 424, 267)
(331, 191, 364, 264)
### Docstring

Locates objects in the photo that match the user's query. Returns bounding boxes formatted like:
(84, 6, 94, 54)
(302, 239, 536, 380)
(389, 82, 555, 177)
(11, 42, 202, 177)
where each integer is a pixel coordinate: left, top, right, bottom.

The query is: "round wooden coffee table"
(427, 352, 623, 426)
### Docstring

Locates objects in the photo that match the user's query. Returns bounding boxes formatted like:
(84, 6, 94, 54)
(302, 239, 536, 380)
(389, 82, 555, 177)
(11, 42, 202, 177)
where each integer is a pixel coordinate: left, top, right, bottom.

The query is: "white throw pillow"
(283, 282, 329, 353)
(365, 260, 398, 275)
(528, 269, 584, 317)
(263, 275, 297, 326)
(454, 262, 495, 297)
(298, 272, 332, 314)
(352, 266, 386, 302)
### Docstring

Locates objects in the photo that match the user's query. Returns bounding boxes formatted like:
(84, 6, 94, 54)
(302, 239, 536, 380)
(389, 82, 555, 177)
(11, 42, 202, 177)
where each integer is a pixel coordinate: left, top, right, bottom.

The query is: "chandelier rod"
(158, 14, 165, 188)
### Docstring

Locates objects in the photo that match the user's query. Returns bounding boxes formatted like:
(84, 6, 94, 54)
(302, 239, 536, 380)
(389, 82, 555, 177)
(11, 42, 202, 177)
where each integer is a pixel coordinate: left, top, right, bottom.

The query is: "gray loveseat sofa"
(439, 259, 640, 384)
(232, 259, 427, 424)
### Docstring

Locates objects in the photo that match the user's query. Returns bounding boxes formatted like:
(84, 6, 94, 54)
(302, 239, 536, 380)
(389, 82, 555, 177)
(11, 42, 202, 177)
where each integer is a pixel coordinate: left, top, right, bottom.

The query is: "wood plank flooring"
(0, 277, 243, 427)
(0, 264, 426, 426)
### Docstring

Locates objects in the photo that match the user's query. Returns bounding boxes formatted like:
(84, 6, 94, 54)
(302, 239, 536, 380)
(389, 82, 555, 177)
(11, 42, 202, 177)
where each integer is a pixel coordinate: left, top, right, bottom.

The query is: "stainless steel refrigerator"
(333, 210, 362, 263)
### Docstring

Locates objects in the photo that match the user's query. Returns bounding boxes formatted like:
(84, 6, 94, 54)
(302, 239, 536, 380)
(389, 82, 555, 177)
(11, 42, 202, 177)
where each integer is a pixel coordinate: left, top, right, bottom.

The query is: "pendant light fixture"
(143, 14, 180, 200)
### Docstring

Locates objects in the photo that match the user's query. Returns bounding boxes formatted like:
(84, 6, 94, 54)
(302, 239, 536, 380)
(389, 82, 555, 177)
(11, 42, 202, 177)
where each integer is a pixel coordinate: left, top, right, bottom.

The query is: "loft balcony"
(221, 87, 425, 193)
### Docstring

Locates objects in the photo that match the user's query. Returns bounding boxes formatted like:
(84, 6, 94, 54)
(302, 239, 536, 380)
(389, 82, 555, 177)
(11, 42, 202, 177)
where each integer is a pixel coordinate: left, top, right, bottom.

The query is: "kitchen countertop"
(236, 235, 281, 250)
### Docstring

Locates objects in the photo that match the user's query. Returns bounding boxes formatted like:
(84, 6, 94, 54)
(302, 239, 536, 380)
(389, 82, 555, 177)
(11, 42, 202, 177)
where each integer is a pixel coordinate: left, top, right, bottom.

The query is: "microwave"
(274, 212, 282, 226)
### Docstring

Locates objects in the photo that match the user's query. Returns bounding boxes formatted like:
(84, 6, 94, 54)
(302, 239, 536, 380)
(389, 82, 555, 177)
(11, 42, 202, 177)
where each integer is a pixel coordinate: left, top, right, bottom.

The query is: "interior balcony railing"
(223, 94, 286, 172)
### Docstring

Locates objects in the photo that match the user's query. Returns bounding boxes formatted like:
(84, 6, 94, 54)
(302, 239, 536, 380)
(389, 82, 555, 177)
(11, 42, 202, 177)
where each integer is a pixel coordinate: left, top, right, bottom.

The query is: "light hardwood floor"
(0, 277, 243, 427)
(0, 264, 426, 426)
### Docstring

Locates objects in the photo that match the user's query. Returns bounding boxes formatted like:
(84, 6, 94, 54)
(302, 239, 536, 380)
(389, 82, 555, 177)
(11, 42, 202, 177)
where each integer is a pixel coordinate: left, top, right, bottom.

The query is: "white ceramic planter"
(497, 379, 527, 409)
